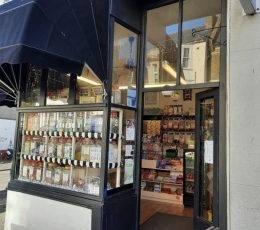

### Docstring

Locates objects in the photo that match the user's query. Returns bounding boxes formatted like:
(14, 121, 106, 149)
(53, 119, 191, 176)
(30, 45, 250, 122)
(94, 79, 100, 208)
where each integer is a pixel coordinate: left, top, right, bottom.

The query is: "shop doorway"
(139, 88, 219, 230)
(194, 88, 219, 229)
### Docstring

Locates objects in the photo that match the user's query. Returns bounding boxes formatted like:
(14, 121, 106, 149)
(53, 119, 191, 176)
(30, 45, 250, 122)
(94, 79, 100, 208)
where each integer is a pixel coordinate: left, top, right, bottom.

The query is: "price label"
(46, 170, 52, 179)
(36, 169, 42, 181)
(39, 144, 45, 154)
(54, 172, 61, 183)
(22, 166, 28, 177)
(63, 173, 69, 182)
(29, 167, 34, 177)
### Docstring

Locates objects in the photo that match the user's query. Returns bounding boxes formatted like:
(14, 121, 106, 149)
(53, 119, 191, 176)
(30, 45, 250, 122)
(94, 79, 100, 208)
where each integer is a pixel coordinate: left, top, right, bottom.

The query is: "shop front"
(0, 0, 227, 230)
(138, 1, 226, 229)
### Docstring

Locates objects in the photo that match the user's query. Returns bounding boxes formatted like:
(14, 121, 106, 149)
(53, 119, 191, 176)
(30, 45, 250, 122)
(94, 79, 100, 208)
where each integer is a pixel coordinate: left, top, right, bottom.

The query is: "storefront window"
(181, 0, 221, 85)
(21, 65, 41, 107)
(112, 23, 138, 107)
(145, 3, 179, 88)
(76, 65, 104, 104)
(17, 110, 104, 197)
(107, 109, 135, 191)
(46, 70, 70, 105)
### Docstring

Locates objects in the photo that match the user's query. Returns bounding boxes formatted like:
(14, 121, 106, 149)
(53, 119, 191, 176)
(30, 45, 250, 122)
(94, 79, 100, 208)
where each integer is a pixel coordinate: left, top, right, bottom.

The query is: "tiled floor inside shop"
(140, 199, 193, 225)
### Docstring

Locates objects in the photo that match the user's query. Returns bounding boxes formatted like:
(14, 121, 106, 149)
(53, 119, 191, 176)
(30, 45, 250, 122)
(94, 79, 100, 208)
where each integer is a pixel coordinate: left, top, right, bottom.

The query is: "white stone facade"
(228, 1, 260, 229)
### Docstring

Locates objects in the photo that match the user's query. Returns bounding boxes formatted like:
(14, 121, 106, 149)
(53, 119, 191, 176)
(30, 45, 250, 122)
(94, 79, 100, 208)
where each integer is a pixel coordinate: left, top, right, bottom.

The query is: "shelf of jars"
(20, 154, 121, 168)
(17, 110, 122, 196)
(21, 130, 119, 140)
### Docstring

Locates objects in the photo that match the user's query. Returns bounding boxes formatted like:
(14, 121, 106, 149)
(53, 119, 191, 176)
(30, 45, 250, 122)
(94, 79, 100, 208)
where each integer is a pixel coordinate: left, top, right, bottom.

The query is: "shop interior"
(140, 89, 210, 224)
(139, 0, 221, 227)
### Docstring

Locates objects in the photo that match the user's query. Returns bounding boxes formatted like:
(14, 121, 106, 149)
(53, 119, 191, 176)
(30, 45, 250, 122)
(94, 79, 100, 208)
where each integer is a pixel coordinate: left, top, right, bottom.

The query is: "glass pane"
(76, 65, 104, 104)
(185, 151, 195, 194)
(46, 70, 70, 105)
(107, 109, 135, 191)
(145, 3, 179, 88)
(181, 0, 221, 85)
(112, 23, 138, 107)
(17, 111, 104, 197)
(21, 65, 41, 107)
(200, 98, 214, 222)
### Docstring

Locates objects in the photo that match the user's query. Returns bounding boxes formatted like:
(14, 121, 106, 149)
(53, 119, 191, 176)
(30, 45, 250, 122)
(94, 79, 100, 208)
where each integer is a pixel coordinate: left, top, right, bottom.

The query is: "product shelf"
(185, 191, 194, 194)
(142, 179, 183, 186)
(21, 154, 120, 169)
(161, 130, 195, 134)
(22, 130, 120, 140)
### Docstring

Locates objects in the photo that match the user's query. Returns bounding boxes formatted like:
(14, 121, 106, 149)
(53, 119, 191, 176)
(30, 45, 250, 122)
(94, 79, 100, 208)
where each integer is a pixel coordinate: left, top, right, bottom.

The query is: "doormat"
(140, 213, 193, 230)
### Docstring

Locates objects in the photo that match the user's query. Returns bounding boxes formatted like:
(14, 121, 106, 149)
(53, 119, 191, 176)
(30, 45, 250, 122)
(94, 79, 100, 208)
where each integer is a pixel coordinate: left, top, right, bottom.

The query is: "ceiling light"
(162, 61, 187, 85)
(77, 76, 101, 86)
(144, 84, 176, 88)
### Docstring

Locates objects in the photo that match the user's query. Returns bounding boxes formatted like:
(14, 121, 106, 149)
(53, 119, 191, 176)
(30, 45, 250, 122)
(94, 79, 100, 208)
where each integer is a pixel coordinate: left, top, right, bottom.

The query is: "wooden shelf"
(142, 159, 183, 172)
(141, 190, 183, 204)
(142, 179, 183, 186)
(185, 191, 194, 194)
(161, 130, 195, 133)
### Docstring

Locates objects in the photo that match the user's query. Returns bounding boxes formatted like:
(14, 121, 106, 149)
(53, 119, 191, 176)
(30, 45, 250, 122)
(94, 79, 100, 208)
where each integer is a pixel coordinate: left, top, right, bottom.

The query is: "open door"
(194, 89, 219, 229)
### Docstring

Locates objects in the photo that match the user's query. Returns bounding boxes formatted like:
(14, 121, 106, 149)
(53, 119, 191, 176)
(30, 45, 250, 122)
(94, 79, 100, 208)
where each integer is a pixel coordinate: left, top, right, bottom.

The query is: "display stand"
(141, 106, 196, 205)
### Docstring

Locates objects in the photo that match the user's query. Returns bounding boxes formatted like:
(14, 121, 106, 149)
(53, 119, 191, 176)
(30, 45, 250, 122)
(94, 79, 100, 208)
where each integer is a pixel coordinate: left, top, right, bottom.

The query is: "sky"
(166, 17, 206, 34)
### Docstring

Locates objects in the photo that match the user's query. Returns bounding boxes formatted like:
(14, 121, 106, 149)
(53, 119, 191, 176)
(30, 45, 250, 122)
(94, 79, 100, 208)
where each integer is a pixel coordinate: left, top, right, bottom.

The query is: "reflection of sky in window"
(166, 18, 206, 35)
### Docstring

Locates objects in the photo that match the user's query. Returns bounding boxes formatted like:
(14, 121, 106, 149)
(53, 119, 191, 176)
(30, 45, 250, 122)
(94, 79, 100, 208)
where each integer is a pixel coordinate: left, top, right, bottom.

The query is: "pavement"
(0, 161, 12, 230)
(0, 213, 5, 230)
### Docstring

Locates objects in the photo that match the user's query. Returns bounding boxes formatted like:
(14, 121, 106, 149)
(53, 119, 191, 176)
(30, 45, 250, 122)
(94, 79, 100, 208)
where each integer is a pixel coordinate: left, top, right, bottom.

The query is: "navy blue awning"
(0, 0, 109, 79)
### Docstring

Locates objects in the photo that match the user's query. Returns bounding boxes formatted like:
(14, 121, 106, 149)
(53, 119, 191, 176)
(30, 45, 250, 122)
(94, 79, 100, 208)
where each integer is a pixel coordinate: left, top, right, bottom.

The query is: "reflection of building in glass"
(146, 45, 160, 84)
(181, 14, 221, 84)
(146, 37, 179, 86)
(145, 1, 221, 87)
(181, 42, 207, 84)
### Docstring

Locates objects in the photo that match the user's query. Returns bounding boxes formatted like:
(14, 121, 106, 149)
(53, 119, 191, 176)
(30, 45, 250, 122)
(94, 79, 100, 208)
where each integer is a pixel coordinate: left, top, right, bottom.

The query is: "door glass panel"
(200, 98, 214, 222)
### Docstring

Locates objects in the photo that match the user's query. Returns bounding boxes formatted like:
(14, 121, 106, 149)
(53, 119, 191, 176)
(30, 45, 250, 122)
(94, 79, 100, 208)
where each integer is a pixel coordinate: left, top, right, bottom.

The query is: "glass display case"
(16, 110, 107, 196)
(15, 107, 135, 197)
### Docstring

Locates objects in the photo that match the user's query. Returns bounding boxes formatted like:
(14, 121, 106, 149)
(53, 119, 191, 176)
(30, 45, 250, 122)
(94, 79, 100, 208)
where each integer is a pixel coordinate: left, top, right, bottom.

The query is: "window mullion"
(176, 0, 183, 86)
